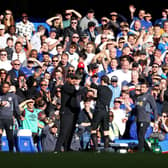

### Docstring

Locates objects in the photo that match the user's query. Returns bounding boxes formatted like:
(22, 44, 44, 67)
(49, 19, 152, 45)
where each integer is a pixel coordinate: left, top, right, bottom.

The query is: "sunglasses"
(114, 101, 121, 103)
(41, 84, 47, 86)
(101, 37, 107, 39)
(162, 115, 167, 118)
(65, 13, 71, 16)
(71, 22, 77, 24)
(0, 71, 6, 74)
(68, 70, 74, 72)
(0, 54, 7, 56)
(152, 66, 158, 68)
(72, 36, 79, 39)
(122, 89, 129, 92)
(14, 63, 20, 66)
(101, 19, 107, 22)
(28, 61, 34, 64)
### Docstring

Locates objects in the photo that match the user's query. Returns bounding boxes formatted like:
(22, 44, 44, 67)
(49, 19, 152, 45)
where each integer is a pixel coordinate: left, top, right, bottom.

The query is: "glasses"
(41, 84, 47, 86)
(101, 19, 107, 22)
(52, 60, 59, 62)
(65, 13, 71, 16)
(162, 115, 167, 118)
(152, 66, 158, 68)
(68, 70, 74, 72)
(71, 22, 77, 24)
(14, 63, 20, 66)
(122, 89, 129, 92)
(0, 71, 6, 74)
(114, 101, 121, 103)
(0, 54, 7, 56)
(28, 61, 34, 64)
(101, 37, 107, 39)
(72, 36, 79, 39)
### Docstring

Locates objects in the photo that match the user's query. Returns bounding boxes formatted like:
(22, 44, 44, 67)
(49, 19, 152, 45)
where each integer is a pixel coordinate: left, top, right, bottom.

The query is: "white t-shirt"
(111, 108, 127, 136)
(0, 60, 12, 71)
(12, 51, 27, 65)
(67, 52, 79, 70)
(4, 33, 17, 45)
(84, 52, 95, 72)
(0, 35, 7, 49)
(30, 33, 41, 52)
(45, 37, 59, 55)
(108, 69, 132, 88)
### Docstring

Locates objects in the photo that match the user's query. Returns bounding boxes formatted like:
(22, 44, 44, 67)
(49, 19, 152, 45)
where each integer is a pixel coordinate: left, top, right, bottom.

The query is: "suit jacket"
(8, 68, 24, 86)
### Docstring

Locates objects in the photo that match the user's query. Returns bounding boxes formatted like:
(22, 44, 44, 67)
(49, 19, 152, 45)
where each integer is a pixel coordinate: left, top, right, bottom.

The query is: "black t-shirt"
(94, 85, 112, 112)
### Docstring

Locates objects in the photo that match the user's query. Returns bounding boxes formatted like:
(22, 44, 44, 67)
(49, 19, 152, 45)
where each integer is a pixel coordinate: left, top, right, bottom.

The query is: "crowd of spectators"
(0, 5, 168, 152)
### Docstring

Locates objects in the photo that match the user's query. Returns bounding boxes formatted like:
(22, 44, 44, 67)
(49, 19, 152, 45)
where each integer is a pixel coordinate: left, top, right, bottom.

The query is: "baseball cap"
(0, 24, 5, 30)
(78, 62, 85, 69)
(81, 33, 89, 38)
(87, 9, 95, 14)
(111, 75, 118, 82)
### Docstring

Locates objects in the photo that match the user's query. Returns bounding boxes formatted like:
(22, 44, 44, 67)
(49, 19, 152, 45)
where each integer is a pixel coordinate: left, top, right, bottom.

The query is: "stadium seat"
(1, 131, 9, 151)
(16, 129, 37, 153)
(114, 139, 139, 144)
(159, 140, 168, 153)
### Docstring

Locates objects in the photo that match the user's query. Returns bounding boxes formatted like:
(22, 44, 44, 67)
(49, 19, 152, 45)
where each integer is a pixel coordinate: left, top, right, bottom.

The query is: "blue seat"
(159, 140, 168, 153)
(16, 129, 37, 153)
(1, 136, 9, 151)
(114, 139, 139, 144)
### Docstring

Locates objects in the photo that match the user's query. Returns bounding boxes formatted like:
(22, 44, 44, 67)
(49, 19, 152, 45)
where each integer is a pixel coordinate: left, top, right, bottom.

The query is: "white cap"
(0, 24, 5, 30)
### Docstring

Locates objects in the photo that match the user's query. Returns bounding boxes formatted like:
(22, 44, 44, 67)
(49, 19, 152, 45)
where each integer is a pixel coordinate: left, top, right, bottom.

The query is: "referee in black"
(90, 75, 112, 152)
(135, 81, 158, 152)
(0, 82, 21, 152)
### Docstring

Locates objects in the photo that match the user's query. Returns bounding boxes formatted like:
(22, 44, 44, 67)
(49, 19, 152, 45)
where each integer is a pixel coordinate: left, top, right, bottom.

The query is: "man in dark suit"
(7, 59, 24, 86)
(54, 73, 83, 152)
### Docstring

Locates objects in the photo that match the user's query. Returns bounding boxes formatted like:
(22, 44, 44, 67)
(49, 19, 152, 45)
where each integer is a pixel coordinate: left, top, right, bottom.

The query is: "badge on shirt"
(137, 101, 143, 106)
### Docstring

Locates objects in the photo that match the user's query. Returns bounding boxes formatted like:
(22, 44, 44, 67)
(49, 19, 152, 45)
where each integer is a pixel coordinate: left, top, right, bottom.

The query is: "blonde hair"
(53, 13, 63, 29)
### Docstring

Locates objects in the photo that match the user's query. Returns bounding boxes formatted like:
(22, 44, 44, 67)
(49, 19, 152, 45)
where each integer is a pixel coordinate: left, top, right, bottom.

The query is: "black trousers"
(137, 121, 150, 152)
(55, 112, 78, 152)
(0, 119, 14, 152)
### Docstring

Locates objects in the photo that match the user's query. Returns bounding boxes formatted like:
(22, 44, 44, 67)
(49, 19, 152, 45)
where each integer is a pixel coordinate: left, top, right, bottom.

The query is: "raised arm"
(66, 9, 82, 19)
(46, 16, 58, 26)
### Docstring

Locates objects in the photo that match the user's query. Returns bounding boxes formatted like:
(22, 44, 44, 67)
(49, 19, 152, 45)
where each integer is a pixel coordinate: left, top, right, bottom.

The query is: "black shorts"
(0, 119, 13, 130)
(91, 111, 109, 131)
